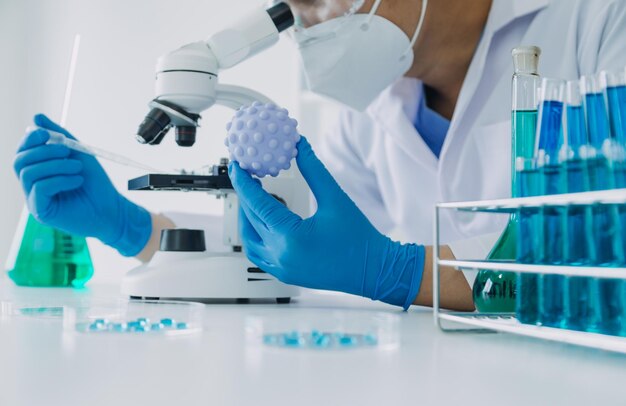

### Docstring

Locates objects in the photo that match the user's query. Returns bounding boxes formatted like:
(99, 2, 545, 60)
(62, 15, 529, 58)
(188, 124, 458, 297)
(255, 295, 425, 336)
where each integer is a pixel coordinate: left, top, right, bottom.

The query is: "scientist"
(13, 0, 626, 310)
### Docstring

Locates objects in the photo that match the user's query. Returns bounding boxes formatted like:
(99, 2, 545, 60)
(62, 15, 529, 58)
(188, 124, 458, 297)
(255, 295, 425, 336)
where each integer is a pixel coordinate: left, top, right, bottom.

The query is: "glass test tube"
(582, 74, 624, 336)
(582, 75, 612, 151)
(512, 47, 541, 190)
(601, 69, 626, 146)
(600, 69, 626, 190)
(535, 78, 567, 328)
(620, 66, 626, 336)
(563, 80, 598, 332)
(516, 82, 548, 325)
(581, 74, 622, 264)
(601, 69, 626, 336)
(511, 47, 541, 324)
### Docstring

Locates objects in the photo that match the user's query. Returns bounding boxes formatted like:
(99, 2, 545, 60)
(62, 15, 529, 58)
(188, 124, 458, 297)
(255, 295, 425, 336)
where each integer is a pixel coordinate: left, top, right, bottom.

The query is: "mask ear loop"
(295, 0, 372, 43)
(361, 0, 384, 30)
(400, 0, 428, 61)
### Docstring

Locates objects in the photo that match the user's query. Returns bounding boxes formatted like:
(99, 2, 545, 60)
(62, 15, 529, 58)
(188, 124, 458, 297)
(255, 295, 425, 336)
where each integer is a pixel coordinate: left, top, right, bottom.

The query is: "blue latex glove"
(13, 114, 152, 257)
(229, 137, 425, 309)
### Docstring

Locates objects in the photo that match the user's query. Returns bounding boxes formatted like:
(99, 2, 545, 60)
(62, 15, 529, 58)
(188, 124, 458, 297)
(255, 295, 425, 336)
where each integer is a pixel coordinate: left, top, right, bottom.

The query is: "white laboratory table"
(0, 278, 625, 406)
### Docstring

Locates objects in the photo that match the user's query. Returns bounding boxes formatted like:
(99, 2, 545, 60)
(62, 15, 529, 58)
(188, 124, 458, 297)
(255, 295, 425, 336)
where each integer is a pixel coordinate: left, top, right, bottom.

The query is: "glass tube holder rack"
(433, 188, 626, 354)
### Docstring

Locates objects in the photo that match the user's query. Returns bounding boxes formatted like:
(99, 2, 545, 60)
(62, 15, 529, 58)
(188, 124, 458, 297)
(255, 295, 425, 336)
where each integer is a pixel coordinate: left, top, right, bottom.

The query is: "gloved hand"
(229, 137, 425, 309)
(13, 114, 152, 257)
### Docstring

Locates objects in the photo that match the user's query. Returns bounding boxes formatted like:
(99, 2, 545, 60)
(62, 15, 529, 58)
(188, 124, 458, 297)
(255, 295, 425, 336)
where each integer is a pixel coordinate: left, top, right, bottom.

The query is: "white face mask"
(294, 0, 428, 111)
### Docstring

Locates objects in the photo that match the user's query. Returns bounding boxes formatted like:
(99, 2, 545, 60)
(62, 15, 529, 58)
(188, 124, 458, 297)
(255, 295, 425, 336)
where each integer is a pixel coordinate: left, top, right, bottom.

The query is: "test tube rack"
(433, 188, 626, 354)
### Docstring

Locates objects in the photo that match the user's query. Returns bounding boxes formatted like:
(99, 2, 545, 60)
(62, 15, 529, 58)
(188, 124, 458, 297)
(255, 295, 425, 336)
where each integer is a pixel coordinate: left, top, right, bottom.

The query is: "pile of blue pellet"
(263, 330, 378, 349)
(83, 317, 187, 333)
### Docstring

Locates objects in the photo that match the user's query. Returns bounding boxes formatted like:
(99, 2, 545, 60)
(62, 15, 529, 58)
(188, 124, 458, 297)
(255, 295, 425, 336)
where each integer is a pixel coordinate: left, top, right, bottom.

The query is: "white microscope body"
(120, 3, 300, 302)
(121, 192, 299, 302)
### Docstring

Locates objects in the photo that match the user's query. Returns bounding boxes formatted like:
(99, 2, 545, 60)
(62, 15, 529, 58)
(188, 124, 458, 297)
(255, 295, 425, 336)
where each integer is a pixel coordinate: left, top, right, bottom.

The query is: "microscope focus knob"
(160, 229, 206, 252)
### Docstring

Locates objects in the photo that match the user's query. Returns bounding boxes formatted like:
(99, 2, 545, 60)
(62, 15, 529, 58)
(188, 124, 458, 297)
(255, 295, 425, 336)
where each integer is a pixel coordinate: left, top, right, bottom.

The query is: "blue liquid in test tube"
(516, 159, 542, 325)
(582, 74, 625, 336)
(535, 83, 567, 328)
(603, 70, 626, 235)
(602, 70, 626, 336)
(606, 85, 626, 144)
(566, 105, 587, 149)
(563, 81, 598, 332)
(587, 155, 624, 335)
(600, 70, 626, 146)
(585, 94, 611, 149)
(564, 158, 598, 331)
(510, 46, 541, 323)
(606, 81, 626, 337)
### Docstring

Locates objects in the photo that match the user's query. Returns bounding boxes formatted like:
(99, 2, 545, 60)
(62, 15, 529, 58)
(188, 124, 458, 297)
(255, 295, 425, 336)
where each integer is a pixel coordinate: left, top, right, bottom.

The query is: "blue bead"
(314, 335, 330, 348)
(339, 335, 356, 347)
(151, 323, 164, 331)
(130, 325, 146, 332)
(363, 334, 378, 346)
(111, 323, 128, 332)
(283, 336, 302, 347)
(127, 321, 143, 332)
(176, 322, 187, 330)
(263, 334, 278, 345)
(88, 323, 103, 331)
(281, 331, 304, 347)
(136, 317, 149, 326)
(94, 318, 109, 326)
(160, 318, 175, 327)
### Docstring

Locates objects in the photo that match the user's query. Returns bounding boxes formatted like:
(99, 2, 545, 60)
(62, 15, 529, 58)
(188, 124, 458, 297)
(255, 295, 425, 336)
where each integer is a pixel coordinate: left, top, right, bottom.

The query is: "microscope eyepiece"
(267, 2, 294, 33)
(136, 107, 171, 145)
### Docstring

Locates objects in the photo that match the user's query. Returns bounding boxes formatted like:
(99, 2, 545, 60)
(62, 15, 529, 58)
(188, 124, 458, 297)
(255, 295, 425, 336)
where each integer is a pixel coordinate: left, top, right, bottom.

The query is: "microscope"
(120, 2, 300, 303)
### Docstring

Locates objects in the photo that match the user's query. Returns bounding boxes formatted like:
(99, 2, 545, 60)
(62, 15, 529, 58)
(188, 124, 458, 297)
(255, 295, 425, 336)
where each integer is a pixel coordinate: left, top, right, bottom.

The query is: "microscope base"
(120, 251, 299, 302)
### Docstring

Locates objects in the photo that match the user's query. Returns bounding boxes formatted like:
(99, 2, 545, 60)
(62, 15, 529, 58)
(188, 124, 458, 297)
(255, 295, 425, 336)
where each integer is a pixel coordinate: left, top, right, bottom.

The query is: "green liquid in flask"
(473, 110, 538, 313)
(7, 214, 94, 288)
(472, 223, 517, 312)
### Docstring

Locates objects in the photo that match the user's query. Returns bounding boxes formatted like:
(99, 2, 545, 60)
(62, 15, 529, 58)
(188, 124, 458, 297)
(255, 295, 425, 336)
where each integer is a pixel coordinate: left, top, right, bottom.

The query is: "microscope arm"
(154, 2, 292, 114)
(206, 7, 282, 70)
(214, 84, 275, 110)
(136, 3, 293, 146)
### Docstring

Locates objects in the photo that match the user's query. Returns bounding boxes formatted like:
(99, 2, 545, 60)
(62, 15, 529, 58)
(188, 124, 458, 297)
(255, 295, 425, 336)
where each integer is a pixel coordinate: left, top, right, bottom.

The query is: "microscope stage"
(129, 173, 233, 192)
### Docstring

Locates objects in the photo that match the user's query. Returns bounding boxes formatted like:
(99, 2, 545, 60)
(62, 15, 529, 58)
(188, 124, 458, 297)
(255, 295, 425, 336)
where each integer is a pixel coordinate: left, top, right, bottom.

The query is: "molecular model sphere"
(224, 101, 301, 178)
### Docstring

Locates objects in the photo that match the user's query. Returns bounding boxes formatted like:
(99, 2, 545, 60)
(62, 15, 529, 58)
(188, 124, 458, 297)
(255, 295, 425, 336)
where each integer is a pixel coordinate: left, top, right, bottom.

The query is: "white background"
(0, 0, 341, 284)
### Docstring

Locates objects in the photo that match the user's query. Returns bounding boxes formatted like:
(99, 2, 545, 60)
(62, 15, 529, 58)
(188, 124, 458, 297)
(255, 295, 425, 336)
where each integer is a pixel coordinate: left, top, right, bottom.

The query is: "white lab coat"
(316, 0, 626, 271)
